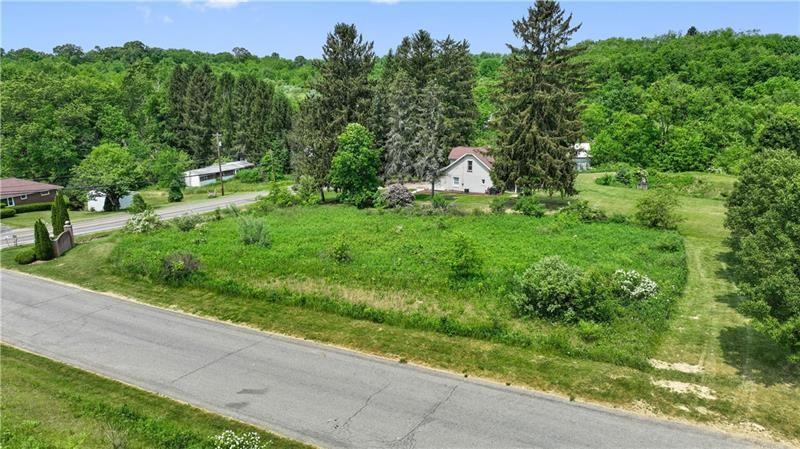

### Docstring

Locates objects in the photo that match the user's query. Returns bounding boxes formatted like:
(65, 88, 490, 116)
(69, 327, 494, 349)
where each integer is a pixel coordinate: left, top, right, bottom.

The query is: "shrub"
(490, 197, 507, 214)
(382, 184, 414, 208)
(1, 208, 16, 218)
(12, 202, 51, 213)
(15, 248, 36, 265)
(226, 204, 241, 217)
(486, 185, 502, 195)
(449, 233, 482, 281)
(595, 173, 615, 186)
(514, 196, 545, 217)
(577, 320, 604, 342)
(350, 191, 376, 209)
(561, 200, 606, 222)
(609, 213, 628, 224)
(128, 193, 148, 213)
(168, 179, 184, 203)
(172, 214, 204, 232)
(329, 123, 381, 205)
(124, 209, 162, 233)
(511, 256, 583, 321)
(330, 235, 352, 264)
(431, 194, 450, 210)
(161, 251, 200, 283)
(635, 191, 683, 229)
(296, 175, 320, 205)
(33, 219, 54, 261)
(235, 168, 262, 183)
(614, 163, 638, 186)
(612, 269, 658, 302)
(266, 183, 297, 208)
(238, 216, 271, 247)
(213, 430, 271, 449)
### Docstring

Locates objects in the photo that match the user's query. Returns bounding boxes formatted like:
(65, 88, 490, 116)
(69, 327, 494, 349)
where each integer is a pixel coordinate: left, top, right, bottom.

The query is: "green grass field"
(0, 345, 308, 449)
(2, 172, 798, 444)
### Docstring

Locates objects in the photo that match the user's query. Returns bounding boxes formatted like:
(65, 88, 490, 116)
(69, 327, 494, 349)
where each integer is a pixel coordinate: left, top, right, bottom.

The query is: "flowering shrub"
(214, 430, 272, 449)
(381, 184, 414, 208)
(124, 209, 162, 233)
(613, 269, 658, 301)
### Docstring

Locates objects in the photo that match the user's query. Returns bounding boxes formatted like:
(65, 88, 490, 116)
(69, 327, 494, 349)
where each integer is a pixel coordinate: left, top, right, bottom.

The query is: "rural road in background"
(0, 270, 771, 449)
(0, 191, 264, 248)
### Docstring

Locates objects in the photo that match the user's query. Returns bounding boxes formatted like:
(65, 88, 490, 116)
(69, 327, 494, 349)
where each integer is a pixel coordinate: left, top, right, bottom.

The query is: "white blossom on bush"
(123, 209, 162, 233)
(613, 269, 658, 301)
(214, 430, 272, 449)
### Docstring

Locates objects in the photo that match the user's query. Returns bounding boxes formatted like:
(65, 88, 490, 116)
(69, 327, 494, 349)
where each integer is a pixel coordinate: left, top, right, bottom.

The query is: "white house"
(573, 142, 592, 171)
(435, 147, 494, 194)
(183, 160, 254, 187)
(86, 190, 134, 211)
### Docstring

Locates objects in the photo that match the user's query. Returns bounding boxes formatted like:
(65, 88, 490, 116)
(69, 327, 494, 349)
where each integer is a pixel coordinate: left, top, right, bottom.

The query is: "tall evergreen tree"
(383, 72, 419, 183)
(214, 71, 236, 151)
(492, 0, 585, 195)
(413, 82, 448, 197)
(395, 30, 437, 89)
(291, 23, 375, 199)
(50, 190, 70, 235)
(34, 219, 54, 261)
(435, 36, 478, 148)
(167, 63, 193, 150)
(182, 64, 216, 164)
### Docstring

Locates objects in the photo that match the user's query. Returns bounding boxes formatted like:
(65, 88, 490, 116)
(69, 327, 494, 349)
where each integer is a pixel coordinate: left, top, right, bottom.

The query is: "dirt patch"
(649, 359, 704, 374)
(652, 380, 717, 400)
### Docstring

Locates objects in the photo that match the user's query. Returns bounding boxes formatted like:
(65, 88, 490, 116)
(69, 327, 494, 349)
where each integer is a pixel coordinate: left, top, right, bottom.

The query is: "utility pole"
(214, 132, 225, 196)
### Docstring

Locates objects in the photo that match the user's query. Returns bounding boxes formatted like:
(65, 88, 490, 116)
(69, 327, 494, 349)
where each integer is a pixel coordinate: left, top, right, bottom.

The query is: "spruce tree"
(34, 219, 54, 261)
(413, 82, 447, 197)
(183, 64, 216, 164)
(291, 23, 375, 200)
(167, 63, 193, 150)
(214, 72, 236, 152)
(383, 72, 418, 183)
(492, 0, 585, 196)
(435, 36, 478, 149)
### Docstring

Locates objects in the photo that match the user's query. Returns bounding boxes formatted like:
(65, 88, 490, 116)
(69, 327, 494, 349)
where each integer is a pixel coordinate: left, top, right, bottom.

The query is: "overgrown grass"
(109, 205, 686, 368)
(0, 345, 309, 449)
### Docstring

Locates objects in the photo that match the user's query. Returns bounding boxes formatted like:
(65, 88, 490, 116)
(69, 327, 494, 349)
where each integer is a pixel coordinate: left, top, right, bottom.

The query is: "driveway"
(0, 270, 770, 449)
(0, 191, 264, 248)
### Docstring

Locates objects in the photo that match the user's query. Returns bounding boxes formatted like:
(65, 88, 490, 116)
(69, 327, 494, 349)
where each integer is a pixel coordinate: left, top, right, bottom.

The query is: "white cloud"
(162, 15, 174, 24)
(181, 0, 247, 12)
(370, 0, 400, 4)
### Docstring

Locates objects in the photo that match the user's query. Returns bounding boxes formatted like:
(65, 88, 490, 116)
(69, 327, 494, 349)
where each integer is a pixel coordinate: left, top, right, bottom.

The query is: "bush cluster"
(511, 256, 659, 323)
(172, 214, 205, 232)
(514, 196, 545, 217)
(490, 197, 507, 214)
(234, 168, 262, 184)
(128, 193, 148, 213)
(380, 184, 414, 208)
(561, 200, 606, 222)
(162, 251, 201, 283)
(1, 208, 16, 218)
(124, 209, 162, 233)
(635, 191, 683, 229)
(15, 248, 36, 265)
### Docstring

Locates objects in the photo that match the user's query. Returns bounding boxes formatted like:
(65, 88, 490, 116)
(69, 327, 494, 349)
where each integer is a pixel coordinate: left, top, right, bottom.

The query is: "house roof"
(184, 160, 254, 177)
(448, 147, 493, 168)
(0, 178, 63, 199)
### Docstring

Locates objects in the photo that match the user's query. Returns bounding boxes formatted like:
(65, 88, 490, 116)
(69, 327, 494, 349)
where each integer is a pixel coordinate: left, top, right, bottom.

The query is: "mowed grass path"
(2, 173, 798, 443)
(0, 345, 309, 449)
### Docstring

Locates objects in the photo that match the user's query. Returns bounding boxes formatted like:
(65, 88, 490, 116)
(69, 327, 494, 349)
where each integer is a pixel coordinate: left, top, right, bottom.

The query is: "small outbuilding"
(435, 147, 494, 194)
(183, 160, 254, 187)
(0, 178, 63, 207)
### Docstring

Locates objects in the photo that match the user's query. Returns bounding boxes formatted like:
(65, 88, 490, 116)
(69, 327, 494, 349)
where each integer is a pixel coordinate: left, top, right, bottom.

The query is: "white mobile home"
(435, 147, 494, 194)
(183, 160, 254, 187)
(86, 190, 134, 211)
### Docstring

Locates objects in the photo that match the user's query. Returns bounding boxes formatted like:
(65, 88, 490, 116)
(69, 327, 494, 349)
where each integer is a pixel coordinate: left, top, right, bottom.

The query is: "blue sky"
(2, 1, 798, 58)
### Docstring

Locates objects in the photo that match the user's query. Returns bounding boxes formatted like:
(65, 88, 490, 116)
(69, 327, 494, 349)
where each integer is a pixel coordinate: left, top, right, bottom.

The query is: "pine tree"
(383, 72, 418, 183)
(291, 23, 375, 200)
(51, 190, 70, 235)
(492, 0, 585, 196)
(34, 219, 54, 261)
(167, 63, 193, 150)
(413, 82, 447, 197)
(183, 64, 217, 164)
(214, 72, 236, 152)
(395, 30, 437, 89)
(435, 36, 478, 148)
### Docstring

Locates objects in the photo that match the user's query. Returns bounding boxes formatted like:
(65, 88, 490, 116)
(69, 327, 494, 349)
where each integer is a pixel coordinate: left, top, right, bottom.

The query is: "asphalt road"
(0, 270, 770, 449)
(0, 191, 263, 247)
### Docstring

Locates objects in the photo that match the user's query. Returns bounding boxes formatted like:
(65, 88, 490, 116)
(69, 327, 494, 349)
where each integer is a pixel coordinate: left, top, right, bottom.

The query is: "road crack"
(393, 384, 458, 449)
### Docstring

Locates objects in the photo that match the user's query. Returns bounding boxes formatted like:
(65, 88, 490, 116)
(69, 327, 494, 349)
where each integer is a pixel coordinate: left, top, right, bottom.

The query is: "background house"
(435, 147, 494, 194)
(573, 142, 592, 171)
(0, 178, 62, 207)
(183, 160, 254, 187)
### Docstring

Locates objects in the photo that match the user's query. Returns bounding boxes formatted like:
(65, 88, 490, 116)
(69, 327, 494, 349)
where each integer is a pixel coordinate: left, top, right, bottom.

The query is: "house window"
(482, 179, 485, 184)
(452, 177, 460, 186)
(41, 190, 50, 196)
(5, 198, 15, 207)
(19, 194, 27, 200)
(467, 160, 473, 172)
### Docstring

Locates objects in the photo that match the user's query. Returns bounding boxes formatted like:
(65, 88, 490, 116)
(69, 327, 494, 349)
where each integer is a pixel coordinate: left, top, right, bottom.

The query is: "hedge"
(0, 208, 16, 218)
(10, 202, 52, 214)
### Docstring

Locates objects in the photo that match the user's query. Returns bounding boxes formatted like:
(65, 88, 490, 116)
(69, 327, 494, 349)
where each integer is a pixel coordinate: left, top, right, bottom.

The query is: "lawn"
(0, 345, 309, 449)
(2, 173, 798, 444)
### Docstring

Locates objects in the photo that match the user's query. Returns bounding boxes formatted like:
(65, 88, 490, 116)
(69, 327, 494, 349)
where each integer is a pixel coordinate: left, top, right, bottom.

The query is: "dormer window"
(467, 160, 473, 172)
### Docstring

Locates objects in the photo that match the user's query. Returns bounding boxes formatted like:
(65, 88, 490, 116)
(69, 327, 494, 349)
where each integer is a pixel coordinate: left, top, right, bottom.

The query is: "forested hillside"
(2, 28, 798, 187)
